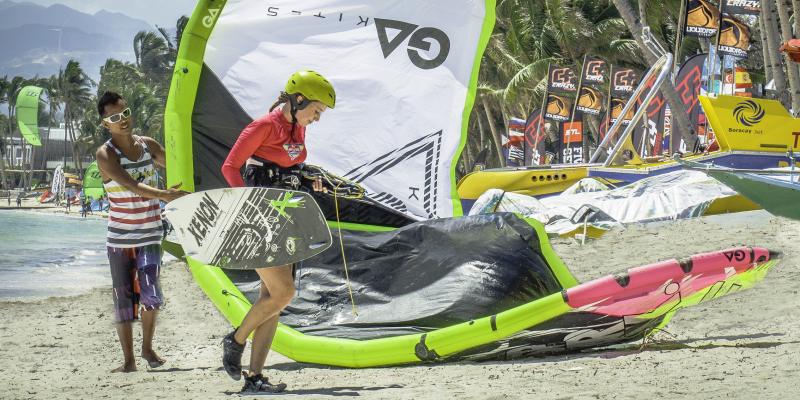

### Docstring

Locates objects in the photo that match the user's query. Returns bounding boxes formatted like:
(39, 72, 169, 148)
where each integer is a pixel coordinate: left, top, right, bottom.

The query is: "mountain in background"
(0, 1, 154, 80)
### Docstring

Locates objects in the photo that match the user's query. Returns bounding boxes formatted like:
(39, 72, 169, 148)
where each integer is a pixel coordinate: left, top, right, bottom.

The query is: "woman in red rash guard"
(219, 70, 335, 394)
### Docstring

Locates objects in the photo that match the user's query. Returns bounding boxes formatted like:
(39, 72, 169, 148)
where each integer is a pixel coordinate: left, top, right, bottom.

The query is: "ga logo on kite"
(375, 18, 451, 70)
(733, 100, 765, 127)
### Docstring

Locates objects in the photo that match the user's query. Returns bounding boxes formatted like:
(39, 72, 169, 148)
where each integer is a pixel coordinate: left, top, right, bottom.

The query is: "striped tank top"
(103, 136, 164, 248)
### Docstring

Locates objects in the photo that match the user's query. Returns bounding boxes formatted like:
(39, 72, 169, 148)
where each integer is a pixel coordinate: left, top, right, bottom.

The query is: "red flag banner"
(670, 53, 706, 154)
(505, 118, 526, 167)
(524, 109, 548, 165)
(632, 73, 667, 157)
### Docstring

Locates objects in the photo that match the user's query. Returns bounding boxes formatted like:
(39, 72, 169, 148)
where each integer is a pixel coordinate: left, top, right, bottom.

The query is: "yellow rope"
(333, 181, 358, 316)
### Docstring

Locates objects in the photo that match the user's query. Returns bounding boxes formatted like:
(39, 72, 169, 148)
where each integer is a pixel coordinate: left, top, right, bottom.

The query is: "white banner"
(51, 165, 64, 195)
(204, 0, 490, 219)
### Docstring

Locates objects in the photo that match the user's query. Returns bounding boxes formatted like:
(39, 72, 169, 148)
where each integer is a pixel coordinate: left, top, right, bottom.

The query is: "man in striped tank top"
(95, 91, 188, 373)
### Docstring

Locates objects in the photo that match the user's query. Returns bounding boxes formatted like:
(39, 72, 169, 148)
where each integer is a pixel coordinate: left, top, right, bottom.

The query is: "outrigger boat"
(588, 95, 800, 185)
(678, 153, 800, 221)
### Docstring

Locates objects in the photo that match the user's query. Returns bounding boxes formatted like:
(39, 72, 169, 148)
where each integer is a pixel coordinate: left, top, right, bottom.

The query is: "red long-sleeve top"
(221, 108, 307, 187)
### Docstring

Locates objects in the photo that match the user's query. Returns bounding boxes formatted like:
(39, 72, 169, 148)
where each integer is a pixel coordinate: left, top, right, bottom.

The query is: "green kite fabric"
(16, 86, 44, 146)
(82, 161, 105, 200)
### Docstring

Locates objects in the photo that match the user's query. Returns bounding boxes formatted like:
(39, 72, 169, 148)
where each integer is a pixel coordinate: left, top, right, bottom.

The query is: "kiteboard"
(164, 187, 332, 270)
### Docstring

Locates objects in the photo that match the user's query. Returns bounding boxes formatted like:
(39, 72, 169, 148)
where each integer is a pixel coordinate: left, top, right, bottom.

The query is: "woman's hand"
(311, 177, 328, 193)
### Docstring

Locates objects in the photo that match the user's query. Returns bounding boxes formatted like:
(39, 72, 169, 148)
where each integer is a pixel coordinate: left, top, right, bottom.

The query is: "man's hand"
(160, 182, 190, 202)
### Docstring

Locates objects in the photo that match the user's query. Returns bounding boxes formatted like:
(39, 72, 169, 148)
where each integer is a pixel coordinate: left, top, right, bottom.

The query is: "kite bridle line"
(303, 164, 365, 199)
(303, 164, 364, 316)
(333, 181, 359, 317)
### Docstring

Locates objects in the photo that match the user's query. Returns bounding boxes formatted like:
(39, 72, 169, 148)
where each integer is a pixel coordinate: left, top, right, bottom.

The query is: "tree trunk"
(459, 118, 474, 174)
(7, 105, 16, 188)
(25, 147, 34, 190)
(758, 16, 772, 84)
(793, 0, 800, 36)
(476, 111, 486, 150)
(637, 0, 648, 24)
(42, 106, 52, 171)
(585, 113, 601, 158)
(20, 135, 28, 187)
(762, 0, 788, 105)
(461, 136, 472, 175)
(612, 0, 699, 149)
(775, 0, 800, 113)
(68, 118, 82, 172)
(0, 128, 7, 189)
(481, 96, 506, 167)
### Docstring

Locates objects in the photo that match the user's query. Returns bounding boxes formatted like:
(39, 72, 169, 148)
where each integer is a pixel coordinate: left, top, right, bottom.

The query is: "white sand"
(1, 210, 799, 399)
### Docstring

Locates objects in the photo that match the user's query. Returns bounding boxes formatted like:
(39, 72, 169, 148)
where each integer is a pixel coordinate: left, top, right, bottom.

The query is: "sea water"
(0, 210, 109, 300)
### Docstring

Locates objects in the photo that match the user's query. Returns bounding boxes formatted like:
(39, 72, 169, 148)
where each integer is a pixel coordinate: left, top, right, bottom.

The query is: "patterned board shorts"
(107, 244, 164, 323)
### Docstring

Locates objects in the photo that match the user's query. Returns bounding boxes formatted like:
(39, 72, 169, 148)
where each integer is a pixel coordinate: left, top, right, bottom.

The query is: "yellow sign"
(699, 95, 800, 152)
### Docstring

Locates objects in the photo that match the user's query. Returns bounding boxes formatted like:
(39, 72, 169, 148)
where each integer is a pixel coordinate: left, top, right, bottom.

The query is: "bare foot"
(111, 362, 136, 373)
(141, 350, 166, 368)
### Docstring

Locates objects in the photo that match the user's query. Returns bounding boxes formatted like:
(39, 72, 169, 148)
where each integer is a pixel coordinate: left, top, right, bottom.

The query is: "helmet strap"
(287, 94, 312, 124)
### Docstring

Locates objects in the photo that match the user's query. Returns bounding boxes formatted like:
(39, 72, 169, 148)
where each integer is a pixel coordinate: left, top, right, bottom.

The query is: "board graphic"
(165, 188, 332, 270)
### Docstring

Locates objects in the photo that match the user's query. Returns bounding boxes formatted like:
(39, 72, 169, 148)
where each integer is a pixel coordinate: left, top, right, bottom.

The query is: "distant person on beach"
(95, 91, 188, 373)
(16, 192, 22, 207)
(219, 70, 334, 393)
(79, 191, 87, 218)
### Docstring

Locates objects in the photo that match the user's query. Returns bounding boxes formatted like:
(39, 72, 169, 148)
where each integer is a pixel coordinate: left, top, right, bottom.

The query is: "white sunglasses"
(103, 108, 131, 124)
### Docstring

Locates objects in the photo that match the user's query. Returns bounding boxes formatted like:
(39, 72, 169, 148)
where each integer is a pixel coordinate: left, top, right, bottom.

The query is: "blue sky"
(22, 0, 198, 27)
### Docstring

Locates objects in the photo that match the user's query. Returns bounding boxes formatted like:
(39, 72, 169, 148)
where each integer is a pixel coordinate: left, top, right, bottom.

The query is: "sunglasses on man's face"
(103, 108, 131, 124)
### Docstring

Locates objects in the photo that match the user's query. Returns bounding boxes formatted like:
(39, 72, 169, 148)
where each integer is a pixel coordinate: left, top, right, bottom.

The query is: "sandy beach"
(1, 209, 799, 399)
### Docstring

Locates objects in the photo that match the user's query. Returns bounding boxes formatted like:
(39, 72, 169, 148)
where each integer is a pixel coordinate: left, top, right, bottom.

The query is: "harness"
(245, 156, 303, 190)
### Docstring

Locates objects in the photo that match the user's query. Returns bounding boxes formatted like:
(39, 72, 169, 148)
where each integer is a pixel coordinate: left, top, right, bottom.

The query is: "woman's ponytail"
(269, 92, 291, 112)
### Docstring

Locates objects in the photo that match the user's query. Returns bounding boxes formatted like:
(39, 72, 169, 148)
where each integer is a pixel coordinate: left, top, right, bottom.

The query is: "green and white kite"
(16, 85, 44, 146)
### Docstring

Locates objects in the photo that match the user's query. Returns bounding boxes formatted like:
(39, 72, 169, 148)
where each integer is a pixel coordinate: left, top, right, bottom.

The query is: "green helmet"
(285, 70, 336, 109)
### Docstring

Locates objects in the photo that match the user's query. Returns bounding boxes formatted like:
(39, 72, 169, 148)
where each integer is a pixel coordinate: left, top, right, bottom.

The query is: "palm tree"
(40, 75, 62, 171)
(758, 14, 772, 84)
(76, 95, 107, 157)
(156, 16, 189, 62)
(60, 60, 94, 172)
(775, 0, 800, 112)
(0, 76, 9, 189)
(793, 1, 800, 38)
(612, 0, 699, 149)
(762, 0, 788, 105)
(133, 31, 172, 90)
(471, 0, 639, 167)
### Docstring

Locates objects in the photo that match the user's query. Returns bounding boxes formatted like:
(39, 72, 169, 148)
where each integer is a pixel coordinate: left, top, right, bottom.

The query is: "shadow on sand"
(224, 384, 404, 397)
